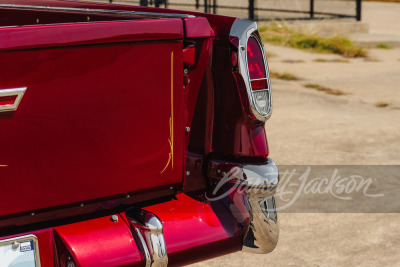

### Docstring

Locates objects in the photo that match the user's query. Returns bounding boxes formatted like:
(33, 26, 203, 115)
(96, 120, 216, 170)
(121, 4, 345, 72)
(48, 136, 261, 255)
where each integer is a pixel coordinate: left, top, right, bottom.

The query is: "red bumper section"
(2, 159, 279, 266)
(8, 193, 242, 267)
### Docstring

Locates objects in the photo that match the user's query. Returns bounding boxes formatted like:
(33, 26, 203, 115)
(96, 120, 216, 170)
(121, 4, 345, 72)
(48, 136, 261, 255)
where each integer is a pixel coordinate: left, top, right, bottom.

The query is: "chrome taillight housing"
(230, 20, 272, 122)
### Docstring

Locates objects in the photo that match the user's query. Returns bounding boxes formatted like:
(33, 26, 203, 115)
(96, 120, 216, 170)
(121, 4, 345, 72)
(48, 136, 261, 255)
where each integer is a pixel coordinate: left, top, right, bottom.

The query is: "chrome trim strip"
(126, 208, 168, 267)
(208, 158, 279, 254)
(230, 19, 272, 121)
(135, 228, 152, 267)
(0, 4, 195, 18)
(0, 234, 41, 267)
(251, 78, 269, 82)
(0, 87, 27, 113)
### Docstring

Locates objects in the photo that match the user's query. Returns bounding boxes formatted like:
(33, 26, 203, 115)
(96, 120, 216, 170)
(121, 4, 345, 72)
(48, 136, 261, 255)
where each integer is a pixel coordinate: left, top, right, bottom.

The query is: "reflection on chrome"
(208, 158, 279, 254)
(126, 208, 168, 267)
(243, 195, 279, 253)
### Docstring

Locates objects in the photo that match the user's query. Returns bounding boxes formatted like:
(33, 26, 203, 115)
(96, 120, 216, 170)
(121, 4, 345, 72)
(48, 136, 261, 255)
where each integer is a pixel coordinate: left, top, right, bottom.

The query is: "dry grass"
(281, 59, 305, 63)
(259, 23, 367, 58)
(375, 102, 390, 108)
(376, 43, 392, 49)
(270, 71, 300, 81)
(303, 83, 346, 96)
(313, 58, 349, 63)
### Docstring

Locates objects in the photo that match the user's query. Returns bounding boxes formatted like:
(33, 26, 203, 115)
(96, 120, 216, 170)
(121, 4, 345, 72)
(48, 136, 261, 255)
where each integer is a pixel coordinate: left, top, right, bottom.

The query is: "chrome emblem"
(0, 87, 27, 112)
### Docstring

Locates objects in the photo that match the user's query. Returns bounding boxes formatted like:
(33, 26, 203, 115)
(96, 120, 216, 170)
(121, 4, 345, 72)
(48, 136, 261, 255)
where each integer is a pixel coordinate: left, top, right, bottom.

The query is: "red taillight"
(230, 21, 272, 121)
(246, 33, 271, 117)
(0, 95, 17, 106)
(247, 36, 268, 91)
(251, 79, 268, 91)
(247, 36, 266, 80)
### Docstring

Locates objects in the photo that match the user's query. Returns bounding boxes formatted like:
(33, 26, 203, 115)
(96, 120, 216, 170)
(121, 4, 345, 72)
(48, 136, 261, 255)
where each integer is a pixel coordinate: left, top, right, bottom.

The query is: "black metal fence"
(108, 0, 362, 21)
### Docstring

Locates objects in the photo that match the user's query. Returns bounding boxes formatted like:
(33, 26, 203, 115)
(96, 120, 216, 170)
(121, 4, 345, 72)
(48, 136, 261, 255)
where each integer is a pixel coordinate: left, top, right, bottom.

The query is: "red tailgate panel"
(0, 20, 184, 217)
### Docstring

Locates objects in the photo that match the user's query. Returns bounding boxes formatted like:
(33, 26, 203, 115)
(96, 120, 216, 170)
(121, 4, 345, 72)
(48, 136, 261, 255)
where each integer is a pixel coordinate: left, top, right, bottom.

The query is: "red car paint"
(0, 22, 184, 216)
(0, 19, 184, 52)
(1, 193, 243, 266)
(183, 17, 216, 38)
(0, 0, 272, 265)
(55, 215, 143, 267)
(144, 193, 243, 266)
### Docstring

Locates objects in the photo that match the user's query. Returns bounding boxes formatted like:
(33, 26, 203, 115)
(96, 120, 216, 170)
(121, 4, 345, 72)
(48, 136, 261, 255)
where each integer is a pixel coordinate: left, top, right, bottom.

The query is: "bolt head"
(186, 170, 191, 176)
(183, 69, 189, 75)
(110, 215, 119, 222)
(12, 242, 19, 249)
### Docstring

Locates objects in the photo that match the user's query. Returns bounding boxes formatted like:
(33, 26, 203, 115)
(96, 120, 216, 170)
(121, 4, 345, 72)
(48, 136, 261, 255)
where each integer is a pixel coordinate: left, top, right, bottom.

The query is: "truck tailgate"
(0, 18, 184, 217)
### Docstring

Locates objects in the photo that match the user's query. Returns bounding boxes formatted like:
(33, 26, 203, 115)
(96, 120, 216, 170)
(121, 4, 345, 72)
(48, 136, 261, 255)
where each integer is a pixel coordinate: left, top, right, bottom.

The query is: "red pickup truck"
(0, 1, 278, 266)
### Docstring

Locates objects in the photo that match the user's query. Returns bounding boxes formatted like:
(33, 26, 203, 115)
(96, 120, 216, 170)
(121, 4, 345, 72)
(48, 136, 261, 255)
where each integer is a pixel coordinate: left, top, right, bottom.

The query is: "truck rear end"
(0, 1, 278, 266)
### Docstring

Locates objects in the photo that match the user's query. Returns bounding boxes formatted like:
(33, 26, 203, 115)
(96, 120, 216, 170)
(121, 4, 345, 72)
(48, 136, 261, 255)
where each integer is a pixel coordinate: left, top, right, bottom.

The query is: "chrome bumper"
(207, 157, 279, 254)
(126, 208, 168, 267)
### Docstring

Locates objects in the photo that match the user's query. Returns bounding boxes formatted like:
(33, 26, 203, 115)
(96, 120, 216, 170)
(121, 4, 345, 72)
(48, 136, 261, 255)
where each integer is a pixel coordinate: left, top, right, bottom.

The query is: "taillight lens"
(247, 37, 266, 81)
(230, 20, 271, 122)
(250, 79, 268, 90)
(246, 34, 270, 116)
(253, 90, 270, 115)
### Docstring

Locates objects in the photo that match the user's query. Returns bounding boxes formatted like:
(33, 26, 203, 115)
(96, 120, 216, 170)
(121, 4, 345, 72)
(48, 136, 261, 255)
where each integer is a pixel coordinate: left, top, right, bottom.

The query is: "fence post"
(140, 0, 148, 6)
(310, 0, 314, 18)
(213, 0, 217, 14)
(204, 0, 208, 13)
(356, 0, 362, 21)
(249, 0, 255, 20)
